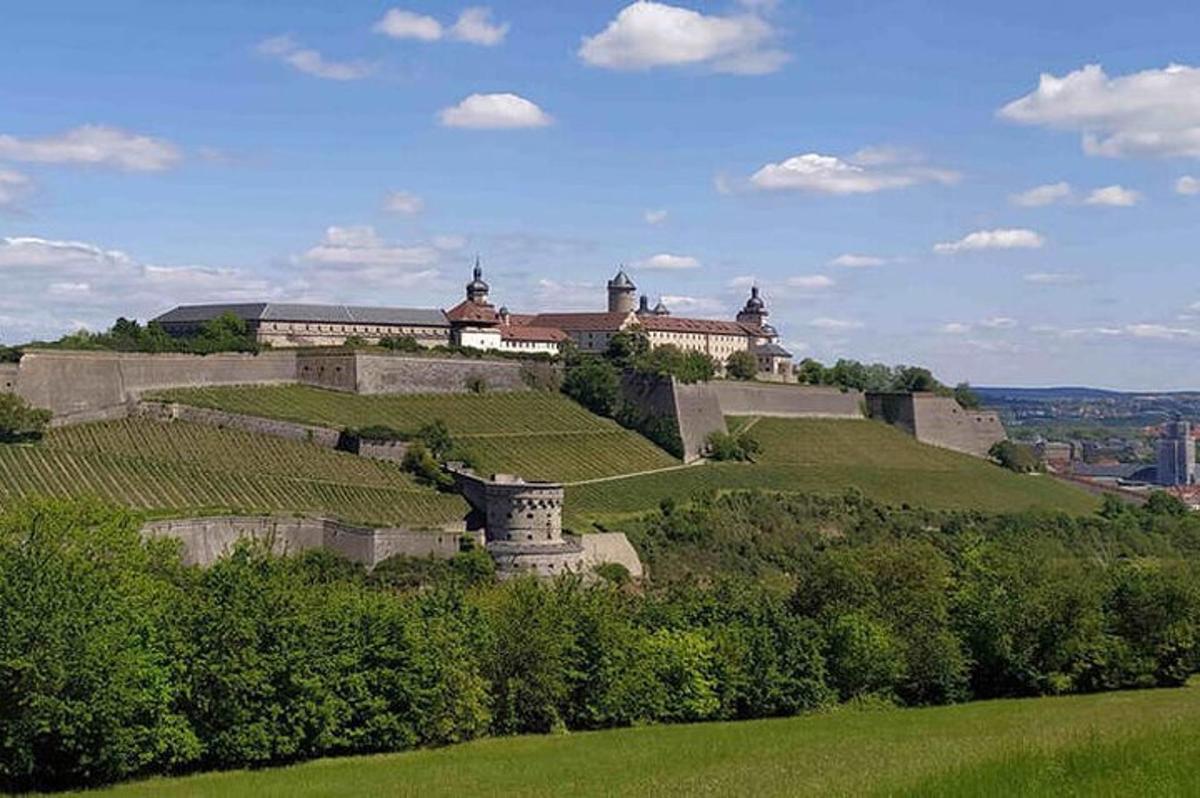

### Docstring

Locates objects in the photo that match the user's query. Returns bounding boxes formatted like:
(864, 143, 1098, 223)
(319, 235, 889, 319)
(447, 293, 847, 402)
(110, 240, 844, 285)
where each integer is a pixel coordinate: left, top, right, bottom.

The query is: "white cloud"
(1024, 271, 1083, 285)
(0, 169, 32, 209)
(1177, 175, 1200, 195)
(438, 93, 552, 129)
(748, 151, 959, 195)
(373, 9, 444, 40)
(999, 63, 1200, 159)
(980, 316, 1017, 329)
(0, 125, 181, 171)
(1011, 181, 1072, 207)
(939, 322, 971, 334)
(450, 7, 509, 45)
(578, 1, 788, 75)
(660, 294, 726, 315)
(302, 225, 439, 267)
(829, 253, 886, 268)
(785, 274, 834, 290)
(1084, 185, 1141, 206)
(1124, 323, 1195, 340)
(373, 7, 509, 45)
(644, 208, 669, 224)
(934, 228, 1045, 255)
(809, 317, 863, 331)
(638, 253, 700, 270)
(256, 35, 373, 81)
(383, 190, 424, 214)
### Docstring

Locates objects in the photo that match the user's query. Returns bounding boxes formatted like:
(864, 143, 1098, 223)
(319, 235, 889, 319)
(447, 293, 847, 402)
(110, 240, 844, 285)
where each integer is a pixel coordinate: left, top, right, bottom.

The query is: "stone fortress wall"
(864, 392, 1006, 457)
(708, 382, 864, 418)
(296, 351, 532, 395)
(141, 515, 474, 568)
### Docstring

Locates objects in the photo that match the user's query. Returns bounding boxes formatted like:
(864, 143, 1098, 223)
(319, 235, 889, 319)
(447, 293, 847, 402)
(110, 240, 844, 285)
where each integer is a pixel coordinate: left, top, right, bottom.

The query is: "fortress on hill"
(154, 263, 795, 381)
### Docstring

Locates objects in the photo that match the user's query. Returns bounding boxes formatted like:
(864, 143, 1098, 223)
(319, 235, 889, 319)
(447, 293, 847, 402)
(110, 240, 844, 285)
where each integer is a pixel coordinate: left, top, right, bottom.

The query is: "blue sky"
(2, 0, 1200, 389)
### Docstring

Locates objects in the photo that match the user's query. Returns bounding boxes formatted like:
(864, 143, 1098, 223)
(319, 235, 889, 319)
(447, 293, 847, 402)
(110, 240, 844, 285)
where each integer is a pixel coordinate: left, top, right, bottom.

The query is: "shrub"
(465, 374, 488, 394)
(726, 350, 758, 381)
(520, 361, 562, 392)
(0, 393, 52, 443)
(705, 430, 761, 462)
(379, 335, 421, 353)
(563, 358, 621, 417)
(989, 440, 1041, 473)
(401, 441, 452, 489)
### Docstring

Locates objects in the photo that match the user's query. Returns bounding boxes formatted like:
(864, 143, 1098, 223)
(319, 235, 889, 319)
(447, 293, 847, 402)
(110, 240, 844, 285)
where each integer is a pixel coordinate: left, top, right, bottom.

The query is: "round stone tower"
(607, 268, 637, 314)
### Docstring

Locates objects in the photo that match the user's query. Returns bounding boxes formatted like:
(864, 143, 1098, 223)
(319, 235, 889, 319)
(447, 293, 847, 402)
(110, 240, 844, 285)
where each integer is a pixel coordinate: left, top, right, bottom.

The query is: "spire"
(466, 256, 490, 304)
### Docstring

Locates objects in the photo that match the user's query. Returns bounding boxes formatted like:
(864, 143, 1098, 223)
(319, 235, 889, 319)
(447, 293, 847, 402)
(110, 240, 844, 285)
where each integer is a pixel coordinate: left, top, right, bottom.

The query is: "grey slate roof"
(753, 341, 792, 358)
(154, 303, 448, 327)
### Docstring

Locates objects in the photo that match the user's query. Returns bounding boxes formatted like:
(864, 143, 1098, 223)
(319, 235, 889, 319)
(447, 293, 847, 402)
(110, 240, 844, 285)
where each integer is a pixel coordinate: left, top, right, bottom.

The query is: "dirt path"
(565, 459, 706, 487)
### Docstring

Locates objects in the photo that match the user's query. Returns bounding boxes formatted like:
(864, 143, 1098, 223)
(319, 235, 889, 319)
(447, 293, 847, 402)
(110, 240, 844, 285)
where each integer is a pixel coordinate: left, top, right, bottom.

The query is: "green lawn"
(76, 684, 1200, 797)
(149, 385, 680, 483)
(0, 419, 467, 528)
(566, 417, 1098, 526)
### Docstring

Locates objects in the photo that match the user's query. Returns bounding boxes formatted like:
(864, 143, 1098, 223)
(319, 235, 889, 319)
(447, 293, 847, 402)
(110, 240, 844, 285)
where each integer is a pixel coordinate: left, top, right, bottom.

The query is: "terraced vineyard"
(149, 385, 680, 482)
(566, 417, 1099, 526)
(0, 419, 467, 527)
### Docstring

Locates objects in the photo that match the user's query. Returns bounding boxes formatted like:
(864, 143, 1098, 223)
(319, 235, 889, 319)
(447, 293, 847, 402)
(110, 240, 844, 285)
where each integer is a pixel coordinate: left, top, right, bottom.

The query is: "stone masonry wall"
(619, 372, 726, 463)
(141, 515, 471, 568)
(14, 350, 297, 424)
(866, 392, 1006, 457)
(709, 382, 865, 418)
(134, 401, 343, 448)
(353, 354, 530, 395)
(0, 363, 16, 393)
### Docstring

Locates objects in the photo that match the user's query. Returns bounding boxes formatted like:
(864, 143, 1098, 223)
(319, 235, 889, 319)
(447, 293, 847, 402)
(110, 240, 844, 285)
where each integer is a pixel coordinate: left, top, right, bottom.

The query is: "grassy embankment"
(75, 683, 1200, 797)
(147, 386, 1100, 526)
(0, 419, 466, 527)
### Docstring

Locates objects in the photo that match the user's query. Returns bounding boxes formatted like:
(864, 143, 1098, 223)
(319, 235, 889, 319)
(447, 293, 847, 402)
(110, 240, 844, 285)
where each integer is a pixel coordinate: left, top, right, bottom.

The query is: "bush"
(563, 358, 621, 417)
(726, 350, 758, 381)
(379, 335, 421, 353)
(705, 430, 761, 462)
(520, 361, 562, 392)
(466, 374, 488, 394)
(401, 441, 453, 489)
(0, 393, 52, 443)
(989, 440, 1041, 473)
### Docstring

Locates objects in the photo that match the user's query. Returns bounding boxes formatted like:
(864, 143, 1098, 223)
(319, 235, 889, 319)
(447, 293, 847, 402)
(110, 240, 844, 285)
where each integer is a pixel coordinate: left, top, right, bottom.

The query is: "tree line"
(2, 494, 1197, 791)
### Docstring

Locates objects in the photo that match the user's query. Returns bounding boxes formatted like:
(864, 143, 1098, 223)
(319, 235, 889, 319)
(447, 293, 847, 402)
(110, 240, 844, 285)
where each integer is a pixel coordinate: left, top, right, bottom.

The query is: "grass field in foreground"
(0, 419, 467, 527)
(77, 684, 1200, 797)
(566, 417, 1099, 526)
(150, 385, 679, 483)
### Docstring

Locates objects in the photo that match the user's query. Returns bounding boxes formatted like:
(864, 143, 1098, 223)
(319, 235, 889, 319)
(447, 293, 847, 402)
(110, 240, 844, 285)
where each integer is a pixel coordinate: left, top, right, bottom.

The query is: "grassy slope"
(0, 419, 466, 527)
(567, 417, 1098, 526)
(150, 385, 679, 483)
(78, 684, 1200, 798)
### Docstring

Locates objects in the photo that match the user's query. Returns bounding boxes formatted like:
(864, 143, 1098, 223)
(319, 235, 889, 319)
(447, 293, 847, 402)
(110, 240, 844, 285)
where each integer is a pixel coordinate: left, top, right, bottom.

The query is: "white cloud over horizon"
(934, 228, 1045, 255)
(373, 7, 509, 46)
(1177, 175, 1200, 195)
(0, 125, 181, 171)
(637, 253, 700, 270)
(1084, 185, 1141, 206)
(578, 1, 788, 75)
(829, 253, 887, 268)
(1011, 181, 1072, 207)
(256, 35, 374, 81)
(1000, 63, 1200, 159)
(748, 151, 959, 195)
(438, 93, 552, 129)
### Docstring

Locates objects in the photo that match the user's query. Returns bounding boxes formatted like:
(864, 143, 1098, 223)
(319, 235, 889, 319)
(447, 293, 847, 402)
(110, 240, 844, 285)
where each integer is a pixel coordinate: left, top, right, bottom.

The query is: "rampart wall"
(865, 392, 1006, 457)
(141, 515, 472, 568)
(619, 372, 726, 463)
(12, 350, 297, 424)
(708, 382, 865, 418)
(135, 401, 343, 448)
(354, 354, 531, 394)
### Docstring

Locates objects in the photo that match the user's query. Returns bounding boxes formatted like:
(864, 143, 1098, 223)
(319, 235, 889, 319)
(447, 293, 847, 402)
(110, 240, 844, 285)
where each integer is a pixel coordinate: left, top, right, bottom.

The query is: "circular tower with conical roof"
(607, 267, 637, 313)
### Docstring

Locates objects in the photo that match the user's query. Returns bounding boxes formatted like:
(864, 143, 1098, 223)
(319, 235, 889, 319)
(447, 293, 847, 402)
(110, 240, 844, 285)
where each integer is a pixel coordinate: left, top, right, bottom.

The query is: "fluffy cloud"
(0, 125, 181, 171)
(256, 35, 373, 81)
(373, 7, 509, 46)
(1011, 181, 1072, 207)
(1177, 176, 1200, 195)
(644, 208, 668, 224)
(0, 169, 31, 209)
(302, 225, 440, 268)
(1084, 185, 1141, 206)
(660, 295, 726, 315)
(808, 317, 863, 331)
(0, 236, 276, 340)
(999, 63, 1200, 159)
(638, 253, 700, 270)
(829, 253, 886, 268)
(1024, 271, 1083, 285)
(748, 152, 959, 195)
(383, 190, 424, 214)
(933, 228, 1045, 255)
(939, 322, 971, 334)
(979, 316, 1017, 329)
(785, 274, 834, 290)
(578, 1, 787, 75)
(438, 93, 552, 129)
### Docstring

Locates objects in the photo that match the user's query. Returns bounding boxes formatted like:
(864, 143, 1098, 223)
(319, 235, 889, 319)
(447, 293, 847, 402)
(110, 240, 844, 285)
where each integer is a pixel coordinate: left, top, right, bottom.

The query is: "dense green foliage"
(4, 495, 1199, 791)
(794, 358, 977, 407)
(0, 418, 467, 527)
(604, 329, 716, 384)
(0, 392, 52, 443)
(26, 314, 260, 355)
(705, 429, 762, 461)
(989, 439, 1043, 473)
(79, 687, 1200, 797)
(725, 349, 758, 380)
(150, 385, 678, 483)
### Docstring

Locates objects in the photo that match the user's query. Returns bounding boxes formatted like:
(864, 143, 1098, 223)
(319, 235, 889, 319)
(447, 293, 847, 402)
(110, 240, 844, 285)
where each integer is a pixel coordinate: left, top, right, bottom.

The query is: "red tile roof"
(500, 324, 568, 343)
(637, 315, 763, 336)
(446, 300, 499, 325)
(521, 312, 634, 331)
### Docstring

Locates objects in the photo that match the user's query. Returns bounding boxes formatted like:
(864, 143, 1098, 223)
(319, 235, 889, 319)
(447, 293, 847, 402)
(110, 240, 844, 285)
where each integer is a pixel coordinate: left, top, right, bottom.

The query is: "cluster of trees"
(3, 495, 1198, 791)
(0, 393, 52, 443)
(989, 440, 1043, 473)
(705, 429, 762, 462)
(795, 358, 981, 407)
(22, 314, 261, 355)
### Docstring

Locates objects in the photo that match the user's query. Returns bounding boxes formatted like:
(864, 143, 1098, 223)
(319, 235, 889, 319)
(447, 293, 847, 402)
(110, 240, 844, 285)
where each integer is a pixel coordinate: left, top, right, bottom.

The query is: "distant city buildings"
(1157, 419, 1196, 486)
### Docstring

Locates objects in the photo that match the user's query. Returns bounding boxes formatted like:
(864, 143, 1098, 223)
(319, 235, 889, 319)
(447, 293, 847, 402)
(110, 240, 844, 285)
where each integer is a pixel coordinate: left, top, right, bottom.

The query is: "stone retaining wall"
(709, 381, 865, 418)
(134, 401, 342, 448)
(142, 515, 473, 568)
(866, 392, 1007, 457)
